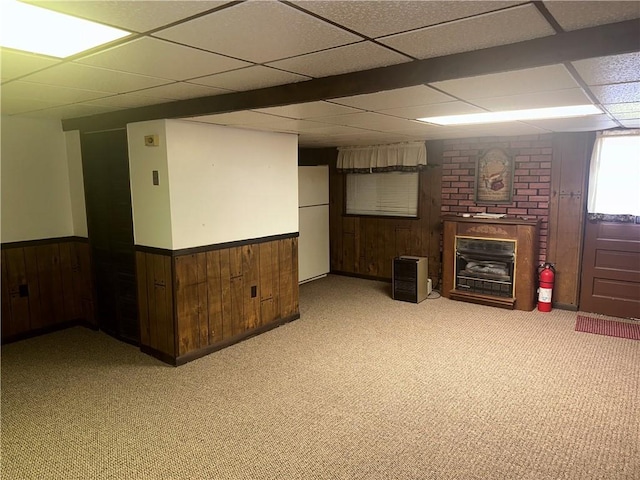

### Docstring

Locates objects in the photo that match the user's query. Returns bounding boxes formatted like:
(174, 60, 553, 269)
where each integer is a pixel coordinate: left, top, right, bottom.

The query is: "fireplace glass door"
(455, 237, 516, 297)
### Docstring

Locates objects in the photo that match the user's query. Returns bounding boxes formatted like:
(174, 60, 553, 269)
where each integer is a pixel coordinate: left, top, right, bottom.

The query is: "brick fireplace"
(440, 134, 551, 264)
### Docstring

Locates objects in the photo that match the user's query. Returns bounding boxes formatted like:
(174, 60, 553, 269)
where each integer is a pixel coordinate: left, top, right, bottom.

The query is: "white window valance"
(337, 141, 427, 173)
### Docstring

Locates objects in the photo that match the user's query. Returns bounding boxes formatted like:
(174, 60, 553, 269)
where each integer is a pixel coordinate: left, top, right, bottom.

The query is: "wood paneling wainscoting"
(1, 237, 96, 343)
(136, 234, 300, 366)
(327, 141, 443, 286)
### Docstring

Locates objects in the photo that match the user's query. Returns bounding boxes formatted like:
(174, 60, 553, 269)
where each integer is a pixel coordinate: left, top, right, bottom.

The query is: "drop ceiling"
(1, 0, 639, 147)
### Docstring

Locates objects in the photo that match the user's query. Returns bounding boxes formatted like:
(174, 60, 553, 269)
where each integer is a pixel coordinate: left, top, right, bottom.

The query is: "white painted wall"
(1, 116, 74, 243)
(298, 166, 330, 283)
(64, 130, 88, 237)
(165, 120, 298, 249)
(127, 120, 173, 249)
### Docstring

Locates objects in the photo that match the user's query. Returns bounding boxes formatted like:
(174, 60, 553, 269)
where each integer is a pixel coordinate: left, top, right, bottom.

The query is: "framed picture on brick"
(475, 147, 514, 204)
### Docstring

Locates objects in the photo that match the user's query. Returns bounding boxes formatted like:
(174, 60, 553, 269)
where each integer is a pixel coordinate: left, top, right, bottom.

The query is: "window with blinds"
(346, 171, 419, 217)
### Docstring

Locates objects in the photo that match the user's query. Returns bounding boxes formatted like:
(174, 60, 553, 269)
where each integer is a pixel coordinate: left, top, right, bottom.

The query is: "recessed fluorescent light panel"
(417, 105, 602, 126)
(0, 0, 131, 58)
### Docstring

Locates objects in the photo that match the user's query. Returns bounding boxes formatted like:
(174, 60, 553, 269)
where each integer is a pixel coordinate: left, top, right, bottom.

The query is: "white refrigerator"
(298, 166, 330, 283)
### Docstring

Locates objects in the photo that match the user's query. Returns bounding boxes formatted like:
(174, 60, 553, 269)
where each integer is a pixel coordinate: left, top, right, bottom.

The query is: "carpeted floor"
(2, 275, 639, 480)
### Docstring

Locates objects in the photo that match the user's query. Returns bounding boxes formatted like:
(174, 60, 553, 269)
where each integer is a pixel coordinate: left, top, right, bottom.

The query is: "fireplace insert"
(455, 237, 515, 297)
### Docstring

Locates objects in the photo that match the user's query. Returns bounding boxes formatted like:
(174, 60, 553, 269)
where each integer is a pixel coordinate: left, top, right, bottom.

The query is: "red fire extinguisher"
(538, 263, 555, 312)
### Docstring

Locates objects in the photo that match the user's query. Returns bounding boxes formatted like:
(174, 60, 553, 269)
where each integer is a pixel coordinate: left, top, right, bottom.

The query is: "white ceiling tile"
(191, 66, 310, 91)
(76, 38, 251, 81)
(21, 63, 172, 93)
(254, 101, 361, 119)
(329, 85, 456, 111)
(266, 42, 410, 78)
(610, 111, 640, 120)
(436, 122, 548, 139)
(134, 82, 232, 100)
(291, 1, 524, 38)
(384, 122, 446, 136)
(526, 114, 618, 131)
(544, 1, 640, 31)
(379, 4, 555, 59)
(591, 82, 640, 104)
(234, 118, 336, 133)
(329, 133, 416, 147)
(603, 102, 640, 115)
(1, 81, 111, 104)
(308, 112, 432, 132)
(454, 123, 550, 137)
(1, 97, 63, 115)
(379, 101, 484, 120)
(300, 132, 412, 148)
(185, 111, 287, 126)
(18, 103, 122, 120)
(572, 52, 640, 86)
(83, 94, 176, 109)
(620, 119, 640, 128)
(154, 1, 360, 63)
(24, 1, 231, 33)
(0, 49, 61, 81)
(299, 112, 374, 127)
(291, 124, 376, 136)
(472, 88, 592, 110)
(430, 65, 578, 100)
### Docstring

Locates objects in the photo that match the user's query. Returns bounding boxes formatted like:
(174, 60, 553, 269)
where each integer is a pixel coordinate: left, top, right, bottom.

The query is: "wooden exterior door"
(81, 129, 139, 344)
(579, 220, 640, 319)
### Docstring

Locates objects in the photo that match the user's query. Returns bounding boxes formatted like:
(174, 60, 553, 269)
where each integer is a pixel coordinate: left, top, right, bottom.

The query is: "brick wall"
(440, 134, 552, 263)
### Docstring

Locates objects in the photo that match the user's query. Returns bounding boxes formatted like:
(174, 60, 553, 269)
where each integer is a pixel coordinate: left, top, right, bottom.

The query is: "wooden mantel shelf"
(441, 215, 540, 227)
(441, 215, 541, 311)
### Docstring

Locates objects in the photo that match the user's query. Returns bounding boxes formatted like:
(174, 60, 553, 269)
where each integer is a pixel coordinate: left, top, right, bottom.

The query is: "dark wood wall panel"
(205, 250, 224, 344)
(136, 251, 174, 358)
(74, 242, 96, 326)
(1, 238, 95, 342)
(136, 236, 299, 364)
(35, 244, 65, 327)
(327, 141, 443, 285)
(3, 248, 30, 338)
(259, 241, 280, 325)
(175, 254, 204, 356)
(278, 238, 297, 319)
(172, 238, 298, 360)
(1, 251, 12, 333)
(547, 132, 594, 309)
(23, 248, 43, 329)
(243, 245, 259, 331)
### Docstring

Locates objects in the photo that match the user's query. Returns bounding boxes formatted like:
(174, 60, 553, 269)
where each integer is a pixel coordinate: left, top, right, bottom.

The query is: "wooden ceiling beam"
(63, 19, 640, 132)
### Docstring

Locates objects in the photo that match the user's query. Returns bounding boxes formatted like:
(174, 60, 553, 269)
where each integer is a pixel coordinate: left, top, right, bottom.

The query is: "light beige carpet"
(2, 275, 639, 479)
